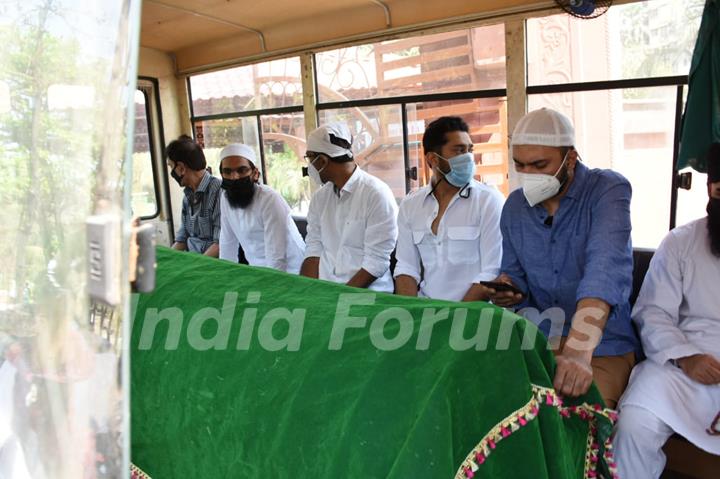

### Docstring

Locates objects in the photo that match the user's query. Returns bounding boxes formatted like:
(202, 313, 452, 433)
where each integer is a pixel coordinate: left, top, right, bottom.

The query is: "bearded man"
(218, 143, 305, 273)
(614, 142, 720, 478)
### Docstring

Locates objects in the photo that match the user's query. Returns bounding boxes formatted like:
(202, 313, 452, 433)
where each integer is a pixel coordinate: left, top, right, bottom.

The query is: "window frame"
(134, 79, 163, 220)
(315, 90, 508, 195)
(526, 72, 688, 232)
(180, 1, 697, 235)
(312, 29, 510, 195)
(186, 71, 306, 186)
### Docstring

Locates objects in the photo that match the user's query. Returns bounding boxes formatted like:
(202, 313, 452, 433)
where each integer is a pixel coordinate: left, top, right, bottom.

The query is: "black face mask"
(171, 167, 184, 186)
(707, 197, 720, 257)
(222, 176, 256, 209)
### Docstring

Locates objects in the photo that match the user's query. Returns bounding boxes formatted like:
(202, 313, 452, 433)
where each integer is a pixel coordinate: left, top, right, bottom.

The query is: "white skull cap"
(219, 143, 259, 172)
(511, 108, 575, 147)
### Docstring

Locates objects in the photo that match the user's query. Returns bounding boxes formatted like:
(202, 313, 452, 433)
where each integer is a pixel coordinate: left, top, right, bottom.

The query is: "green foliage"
(393, 46, 420, 58)
(620, 1, 705, 99)
(0, 5, 106, 304)
(265, 145, 311, 211)
(201, 120, 247, 152)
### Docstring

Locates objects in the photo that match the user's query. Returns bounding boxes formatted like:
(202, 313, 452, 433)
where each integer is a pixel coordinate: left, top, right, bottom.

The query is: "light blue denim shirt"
(500, 162, 639, 356)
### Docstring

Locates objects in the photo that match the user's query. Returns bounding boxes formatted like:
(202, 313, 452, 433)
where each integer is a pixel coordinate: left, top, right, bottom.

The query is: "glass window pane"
(190, 57, 302, 116)
(316, 24, 506, 103)
(527, 0, 704, 85)
(132, 90, 158, 218)
(406, 98, 509, 196)
(528, 86, 678, 248)
(319, 105, 405, 200)
(193, 117, 260, 174)
(677, 168, 710, 227)
(260, 113, 312, 215)
(0, 0, 136, 474)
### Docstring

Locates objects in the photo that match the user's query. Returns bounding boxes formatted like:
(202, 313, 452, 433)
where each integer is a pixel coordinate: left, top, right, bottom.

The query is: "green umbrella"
(677, 0, 720, 172)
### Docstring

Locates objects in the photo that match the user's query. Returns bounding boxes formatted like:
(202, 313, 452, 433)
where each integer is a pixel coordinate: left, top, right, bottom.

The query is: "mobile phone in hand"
(479, 281, 525, 297)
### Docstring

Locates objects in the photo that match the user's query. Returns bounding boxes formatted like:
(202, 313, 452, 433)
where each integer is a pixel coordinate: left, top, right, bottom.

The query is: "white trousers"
(614, 405, 675, 479)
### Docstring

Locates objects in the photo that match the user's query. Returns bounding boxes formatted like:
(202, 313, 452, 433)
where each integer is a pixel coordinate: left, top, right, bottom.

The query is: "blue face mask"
(436, 152, 475, 188)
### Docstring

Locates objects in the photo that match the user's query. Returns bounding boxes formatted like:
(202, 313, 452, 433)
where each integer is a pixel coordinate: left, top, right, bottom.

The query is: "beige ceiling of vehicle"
(140, 0, 555, 73)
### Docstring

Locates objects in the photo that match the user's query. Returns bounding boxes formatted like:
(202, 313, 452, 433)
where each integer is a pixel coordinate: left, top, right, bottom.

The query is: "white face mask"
(307, 156, 327, 186)
(518, 151, 570, 207)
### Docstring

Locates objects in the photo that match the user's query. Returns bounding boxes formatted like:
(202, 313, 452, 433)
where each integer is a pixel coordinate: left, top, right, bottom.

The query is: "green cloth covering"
(677, 0, 720, 172)
(131, 247, 616, 478)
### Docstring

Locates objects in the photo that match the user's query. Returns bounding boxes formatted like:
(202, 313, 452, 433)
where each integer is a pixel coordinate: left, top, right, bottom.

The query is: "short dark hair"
(328, 154, 353, 163)
(166, 135, 206, 171)
(422, 116, 470, 154)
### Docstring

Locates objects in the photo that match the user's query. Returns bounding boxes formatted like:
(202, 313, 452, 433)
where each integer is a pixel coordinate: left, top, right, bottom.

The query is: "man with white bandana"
(614, 143, 720, 478)
(218, 143, 305, 273)
(487, 108, 639, 408)
(299, 123, 398, 292)
(394, 116, 505, 301)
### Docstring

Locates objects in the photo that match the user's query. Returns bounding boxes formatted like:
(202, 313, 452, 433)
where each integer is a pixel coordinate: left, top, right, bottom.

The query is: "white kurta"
(619, 217, 720, 454)
(219, 184, 306, 273)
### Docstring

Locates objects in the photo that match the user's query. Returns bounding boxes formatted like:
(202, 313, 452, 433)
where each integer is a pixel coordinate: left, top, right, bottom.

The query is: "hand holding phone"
(479, 281, 524, 296)
(480, 275, 525, 307)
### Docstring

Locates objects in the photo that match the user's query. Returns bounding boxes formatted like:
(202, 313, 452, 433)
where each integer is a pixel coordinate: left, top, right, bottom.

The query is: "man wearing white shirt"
(299, 123, 398, 292)
(615, 143, 720, 478)
(218, 143, 305, 273)
(394, 116, 504, 301)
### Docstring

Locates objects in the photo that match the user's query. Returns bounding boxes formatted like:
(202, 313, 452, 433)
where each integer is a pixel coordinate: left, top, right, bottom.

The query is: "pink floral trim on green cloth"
(454, 385, 619, 479)
(131, 463, 152, 479)
(566, 402, 619, 479)
(602, 432, 618, 478)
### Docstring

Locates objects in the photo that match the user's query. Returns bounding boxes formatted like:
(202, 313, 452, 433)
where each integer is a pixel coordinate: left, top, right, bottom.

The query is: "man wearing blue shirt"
(487, 108, 639, 408)
(167, 135, 222, 257)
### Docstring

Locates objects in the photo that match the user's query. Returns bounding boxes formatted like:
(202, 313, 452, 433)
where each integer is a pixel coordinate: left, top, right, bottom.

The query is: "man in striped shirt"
(167, 135, 222, 257)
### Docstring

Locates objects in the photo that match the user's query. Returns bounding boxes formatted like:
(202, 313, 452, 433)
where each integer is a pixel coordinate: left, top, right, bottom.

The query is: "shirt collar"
(334, 164, 361, 197)
(564, 161, 588, 201)
(184, 170, 212, 197)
